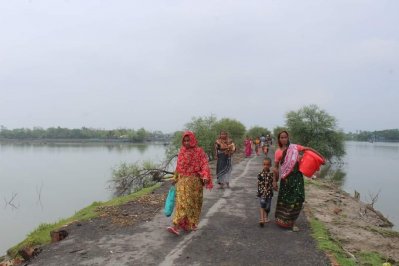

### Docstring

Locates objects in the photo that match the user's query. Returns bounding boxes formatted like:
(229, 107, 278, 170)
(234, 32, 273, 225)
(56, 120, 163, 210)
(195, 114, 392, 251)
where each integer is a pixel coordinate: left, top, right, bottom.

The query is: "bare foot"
(167, 226, 180, 236)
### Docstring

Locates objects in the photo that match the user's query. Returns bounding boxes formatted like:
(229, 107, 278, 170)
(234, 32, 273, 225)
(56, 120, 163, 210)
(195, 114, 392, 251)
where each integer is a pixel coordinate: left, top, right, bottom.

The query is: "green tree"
(285, 104, 345, 161)
(136, 128, 149, 142)
(165, 131, 183, 159)
(185, 115, 218, 159)
(214, 118, 246, 149)
(166, 116, 248, 160)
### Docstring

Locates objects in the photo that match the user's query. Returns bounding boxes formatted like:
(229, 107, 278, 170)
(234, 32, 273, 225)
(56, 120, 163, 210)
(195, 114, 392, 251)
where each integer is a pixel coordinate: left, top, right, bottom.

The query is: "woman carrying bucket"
(273, 130, 324, 232)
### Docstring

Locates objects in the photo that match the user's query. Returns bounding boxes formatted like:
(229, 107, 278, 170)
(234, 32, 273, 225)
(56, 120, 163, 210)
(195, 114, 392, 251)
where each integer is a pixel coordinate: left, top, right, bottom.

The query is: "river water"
(342, 141, 399, 230)
(0, 142, 166, 256)
(1, 141, 398, 256)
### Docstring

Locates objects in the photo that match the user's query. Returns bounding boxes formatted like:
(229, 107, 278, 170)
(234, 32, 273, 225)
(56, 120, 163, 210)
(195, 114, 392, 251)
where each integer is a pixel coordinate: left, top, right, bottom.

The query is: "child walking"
(257, 157, 277, 227)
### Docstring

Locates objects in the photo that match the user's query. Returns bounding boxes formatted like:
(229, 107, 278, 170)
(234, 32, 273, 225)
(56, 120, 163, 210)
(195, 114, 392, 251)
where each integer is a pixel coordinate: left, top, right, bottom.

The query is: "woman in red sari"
(167, 131, 213, 235)
(244, 136, 252, 157)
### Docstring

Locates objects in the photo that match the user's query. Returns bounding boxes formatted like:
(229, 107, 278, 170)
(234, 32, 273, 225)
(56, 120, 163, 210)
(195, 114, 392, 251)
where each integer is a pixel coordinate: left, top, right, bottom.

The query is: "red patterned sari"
(172, 131, 212, 231)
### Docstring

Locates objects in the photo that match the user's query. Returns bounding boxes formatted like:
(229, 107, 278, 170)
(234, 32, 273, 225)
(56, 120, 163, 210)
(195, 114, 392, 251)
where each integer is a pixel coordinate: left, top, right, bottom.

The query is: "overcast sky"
(0, 0, 398, 133)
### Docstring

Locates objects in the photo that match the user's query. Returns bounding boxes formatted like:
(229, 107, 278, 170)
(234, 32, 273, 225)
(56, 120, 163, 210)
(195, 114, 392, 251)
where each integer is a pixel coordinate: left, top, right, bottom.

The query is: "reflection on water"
(0, 142, 165, 256)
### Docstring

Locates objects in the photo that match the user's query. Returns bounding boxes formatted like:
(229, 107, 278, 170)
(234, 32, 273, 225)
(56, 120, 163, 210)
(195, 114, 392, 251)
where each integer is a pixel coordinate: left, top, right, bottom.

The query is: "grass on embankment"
(7, 183, 161, 258)
(310, 217, 386, 266)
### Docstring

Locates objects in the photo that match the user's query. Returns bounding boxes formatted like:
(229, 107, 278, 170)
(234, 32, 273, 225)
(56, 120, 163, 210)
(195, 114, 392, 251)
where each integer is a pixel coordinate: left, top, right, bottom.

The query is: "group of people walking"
(167, 130, 323, 236)
(244, 134, 272, 157)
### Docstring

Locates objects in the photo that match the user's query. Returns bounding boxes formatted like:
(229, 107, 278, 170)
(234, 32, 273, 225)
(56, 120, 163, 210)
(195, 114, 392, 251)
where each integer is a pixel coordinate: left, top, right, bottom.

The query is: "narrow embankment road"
(30, 155, 329, 266)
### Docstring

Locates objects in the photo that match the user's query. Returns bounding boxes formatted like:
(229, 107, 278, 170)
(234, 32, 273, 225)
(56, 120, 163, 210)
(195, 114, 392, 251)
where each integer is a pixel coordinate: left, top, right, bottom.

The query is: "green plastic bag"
(164, 185, 176, 217)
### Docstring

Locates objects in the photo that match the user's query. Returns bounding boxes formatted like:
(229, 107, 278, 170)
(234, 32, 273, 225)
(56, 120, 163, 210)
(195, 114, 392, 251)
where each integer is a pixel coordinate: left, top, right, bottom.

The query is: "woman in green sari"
(273, 131, 324, 231)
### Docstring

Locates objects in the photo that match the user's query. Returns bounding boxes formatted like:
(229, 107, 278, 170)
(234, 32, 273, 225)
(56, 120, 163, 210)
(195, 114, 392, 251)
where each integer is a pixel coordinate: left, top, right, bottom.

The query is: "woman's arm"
(229, 143, 236, 155)
(302, 146, 325, 162)
(273, 163, 279, 182)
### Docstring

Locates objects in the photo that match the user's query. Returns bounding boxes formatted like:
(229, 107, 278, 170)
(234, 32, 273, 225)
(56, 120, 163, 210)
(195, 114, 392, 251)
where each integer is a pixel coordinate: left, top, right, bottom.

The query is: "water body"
(0, 142, 166, 256)
(1, 141, 398, 256)
(342, 141, 399, 230)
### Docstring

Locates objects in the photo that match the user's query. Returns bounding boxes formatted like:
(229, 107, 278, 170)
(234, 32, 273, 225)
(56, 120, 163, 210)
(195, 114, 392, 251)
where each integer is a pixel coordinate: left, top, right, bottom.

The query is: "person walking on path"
(167, 131, 213, 236)
(260, 134, 268, 155)
(215, 131, 236, 189)
(266, 134, 272, 146)
(257, 157, 277, 227)
(254, 136, 261, 156)
(273, 130, 324, 231)
(244, 136, 252, 157)
(260, 134, 266, 147)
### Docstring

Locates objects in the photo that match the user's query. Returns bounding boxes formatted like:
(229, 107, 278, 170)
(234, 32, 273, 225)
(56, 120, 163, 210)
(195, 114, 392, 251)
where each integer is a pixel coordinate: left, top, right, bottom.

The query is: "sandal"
(167, 226, 180, 236)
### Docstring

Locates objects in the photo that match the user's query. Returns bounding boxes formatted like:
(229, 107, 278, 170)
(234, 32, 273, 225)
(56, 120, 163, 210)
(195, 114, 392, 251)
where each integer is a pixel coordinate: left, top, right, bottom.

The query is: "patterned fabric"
(176, 131, 212, 187)
(172, 131, 212, 231)
(216, 152, 232, 184)
(279, 144, 300, 180)
(173, 175, 204, 231)
(215, 135, 235, 184)
(257, 169, 274, 199)
(244, 139, 252, 157)
(275, 164, 305, 228)
(215, 137, 235, 155)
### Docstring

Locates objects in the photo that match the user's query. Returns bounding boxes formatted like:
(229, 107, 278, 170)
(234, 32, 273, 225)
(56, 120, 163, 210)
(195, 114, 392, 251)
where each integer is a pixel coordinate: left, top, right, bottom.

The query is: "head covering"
(181, 131, 198, 148)
(176, 131, 213, 189)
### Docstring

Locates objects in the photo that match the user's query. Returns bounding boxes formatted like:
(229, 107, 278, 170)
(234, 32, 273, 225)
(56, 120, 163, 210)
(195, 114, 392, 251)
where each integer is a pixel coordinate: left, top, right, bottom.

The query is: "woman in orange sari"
(167, 131, 213, 235)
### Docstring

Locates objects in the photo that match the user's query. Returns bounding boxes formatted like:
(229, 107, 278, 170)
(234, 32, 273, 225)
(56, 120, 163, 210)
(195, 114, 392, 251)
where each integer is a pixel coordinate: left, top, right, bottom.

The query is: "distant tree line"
(0, 126, 170, 143)
(345, 129, 399, 142)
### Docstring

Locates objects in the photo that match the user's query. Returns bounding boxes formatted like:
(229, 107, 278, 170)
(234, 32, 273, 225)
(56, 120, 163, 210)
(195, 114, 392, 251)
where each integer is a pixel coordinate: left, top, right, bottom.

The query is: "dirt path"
(29, 155, 329, 266)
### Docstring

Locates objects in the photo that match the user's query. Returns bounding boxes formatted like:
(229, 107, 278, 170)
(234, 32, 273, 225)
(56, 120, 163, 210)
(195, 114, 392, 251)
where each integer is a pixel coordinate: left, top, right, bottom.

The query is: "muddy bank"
(305, 178, 399, 263)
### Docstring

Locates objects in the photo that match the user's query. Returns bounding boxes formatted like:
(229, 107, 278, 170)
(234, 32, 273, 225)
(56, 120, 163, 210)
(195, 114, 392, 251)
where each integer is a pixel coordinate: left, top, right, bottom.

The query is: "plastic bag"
(164, 185, 176, 217)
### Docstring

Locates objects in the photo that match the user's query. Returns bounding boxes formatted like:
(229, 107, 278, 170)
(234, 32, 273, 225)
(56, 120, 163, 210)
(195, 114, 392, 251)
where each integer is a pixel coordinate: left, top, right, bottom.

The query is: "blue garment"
(260, 197, 272, 214)
(164, 186, 176, 217)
